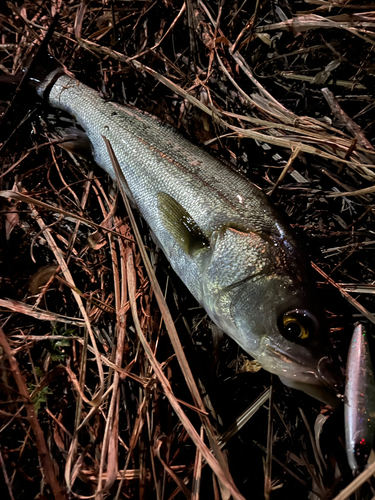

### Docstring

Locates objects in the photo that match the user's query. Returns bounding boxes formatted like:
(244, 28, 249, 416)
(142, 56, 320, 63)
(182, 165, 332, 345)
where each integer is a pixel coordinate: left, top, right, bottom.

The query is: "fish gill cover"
(0, 1, 375, 499)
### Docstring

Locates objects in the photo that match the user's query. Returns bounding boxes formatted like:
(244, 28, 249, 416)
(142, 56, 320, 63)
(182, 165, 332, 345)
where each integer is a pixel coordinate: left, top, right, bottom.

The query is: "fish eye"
(279, 310, 312, 342)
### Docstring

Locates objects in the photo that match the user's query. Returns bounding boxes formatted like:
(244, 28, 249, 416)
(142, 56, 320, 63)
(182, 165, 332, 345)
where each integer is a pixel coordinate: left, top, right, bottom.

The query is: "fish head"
(202, 225, 343, 405)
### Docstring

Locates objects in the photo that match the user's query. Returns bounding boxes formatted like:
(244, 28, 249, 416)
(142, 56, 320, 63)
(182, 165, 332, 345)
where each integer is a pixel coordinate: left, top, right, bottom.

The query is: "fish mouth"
(263, 343, 343, 406)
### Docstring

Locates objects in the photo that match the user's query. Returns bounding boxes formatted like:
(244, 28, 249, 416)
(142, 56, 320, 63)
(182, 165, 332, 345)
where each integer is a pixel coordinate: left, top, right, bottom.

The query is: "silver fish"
(345, 323, 375, 473)
(37, 67, 341, 403)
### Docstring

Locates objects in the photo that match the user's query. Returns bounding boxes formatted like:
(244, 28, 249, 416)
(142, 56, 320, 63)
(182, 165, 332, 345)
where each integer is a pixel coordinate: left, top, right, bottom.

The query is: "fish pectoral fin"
(157, 192, 209, 255)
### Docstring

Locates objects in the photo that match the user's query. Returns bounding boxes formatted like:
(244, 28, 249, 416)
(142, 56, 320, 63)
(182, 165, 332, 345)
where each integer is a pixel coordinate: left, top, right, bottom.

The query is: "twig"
(0, 297, 86, 326)
(216, 387, 271, 449)
(264, 377, 274, 500)
(30, 205, 105, 406)
(0, 449, 15, 500)
(0, 328, 68, 500)
(269, 144, 302, 197)
(280, 72, 366, 90)
(321, 87, 374, 150)
(332, 460, 375, 500)
(311, 262, 375, 324)
(192, 426, 204, 500)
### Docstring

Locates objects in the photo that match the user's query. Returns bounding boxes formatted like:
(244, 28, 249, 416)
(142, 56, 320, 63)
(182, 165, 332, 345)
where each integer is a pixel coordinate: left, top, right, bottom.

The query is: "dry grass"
(1, 1, 375, 499)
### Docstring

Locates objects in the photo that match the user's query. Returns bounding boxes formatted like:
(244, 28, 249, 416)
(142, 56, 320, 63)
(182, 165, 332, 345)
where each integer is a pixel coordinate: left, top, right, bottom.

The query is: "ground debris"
(1, 1, 375, 499)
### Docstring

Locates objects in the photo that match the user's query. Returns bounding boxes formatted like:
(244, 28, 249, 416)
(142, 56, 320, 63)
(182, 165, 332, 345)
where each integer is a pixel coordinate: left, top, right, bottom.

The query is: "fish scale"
(37, 68, 342, 404)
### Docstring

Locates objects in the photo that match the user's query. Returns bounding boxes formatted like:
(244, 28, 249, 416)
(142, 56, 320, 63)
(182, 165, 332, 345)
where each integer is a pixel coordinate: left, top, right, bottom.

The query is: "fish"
(31, 58, 342, 404)
(345, 323, 375, 473)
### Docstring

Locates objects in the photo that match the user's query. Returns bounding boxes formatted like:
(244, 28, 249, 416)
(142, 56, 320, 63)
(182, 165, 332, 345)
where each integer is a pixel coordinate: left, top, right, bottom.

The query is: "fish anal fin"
(157, 192, 209, 255)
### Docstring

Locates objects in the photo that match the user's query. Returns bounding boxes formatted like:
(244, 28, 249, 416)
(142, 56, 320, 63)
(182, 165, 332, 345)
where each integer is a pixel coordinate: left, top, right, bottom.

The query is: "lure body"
(345, 324, 375, 472)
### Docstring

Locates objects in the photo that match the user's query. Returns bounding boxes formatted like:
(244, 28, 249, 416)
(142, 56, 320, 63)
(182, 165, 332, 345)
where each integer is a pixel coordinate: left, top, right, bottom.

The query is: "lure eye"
(279, 310, 312, 342)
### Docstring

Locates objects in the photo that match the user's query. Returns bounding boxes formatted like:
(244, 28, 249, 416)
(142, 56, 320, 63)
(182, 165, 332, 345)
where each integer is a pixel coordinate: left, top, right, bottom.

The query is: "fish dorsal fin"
(157, 192, 209, 255)
(56, 127, 93, 160)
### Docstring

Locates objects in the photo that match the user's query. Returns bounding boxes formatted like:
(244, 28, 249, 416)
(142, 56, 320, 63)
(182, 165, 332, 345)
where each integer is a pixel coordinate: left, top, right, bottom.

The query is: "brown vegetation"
(1, 1, 375, 499)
